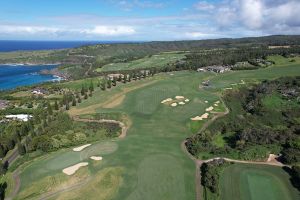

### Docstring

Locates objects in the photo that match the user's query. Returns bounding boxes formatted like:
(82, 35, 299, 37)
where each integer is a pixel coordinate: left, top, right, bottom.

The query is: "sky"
(0, 0, 299, 41)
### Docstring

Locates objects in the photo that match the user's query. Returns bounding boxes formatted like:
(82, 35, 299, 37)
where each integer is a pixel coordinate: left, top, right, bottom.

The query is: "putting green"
(220, 164, 299, 200)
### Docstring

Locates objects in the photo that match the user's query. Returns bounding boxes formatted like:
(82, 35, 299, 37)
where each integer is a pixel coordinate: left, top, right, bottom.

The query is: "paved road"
(4, 148, 19, 165)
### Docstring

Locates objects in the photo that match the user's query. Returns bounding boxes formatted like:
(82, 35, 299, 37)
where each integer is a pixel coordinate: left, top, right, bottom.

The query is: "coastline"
(0, 63, 61, 66)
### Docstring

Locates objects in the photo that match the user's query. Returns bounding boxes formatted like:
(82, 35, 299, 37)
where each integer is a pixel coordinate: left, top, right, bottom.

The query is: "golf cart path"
(181, 99, 288, 200)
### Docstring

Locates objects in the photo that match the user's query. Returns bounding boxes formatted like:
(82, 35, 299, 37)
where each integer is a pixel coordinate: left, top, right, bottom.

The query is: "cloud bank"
(0, 0, 299, 40)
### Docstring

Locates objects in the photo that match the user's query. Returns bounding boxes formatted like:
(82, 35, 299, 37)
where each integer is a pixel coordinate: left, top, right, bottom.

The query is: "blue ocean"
(0, 40, 132, 52)
(0, 40, 139, 90)
(0, 64, 58, 90)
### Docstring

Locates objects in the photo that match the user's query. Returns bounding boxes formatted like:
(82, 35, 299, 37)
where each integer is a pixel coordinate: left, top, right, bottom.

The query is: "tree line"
(186, 77, 300, 164)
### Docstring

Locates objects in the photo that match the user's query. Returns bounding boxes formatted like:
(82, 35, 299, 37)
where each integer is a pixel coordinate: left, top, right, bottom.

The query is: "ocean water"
(0, 40, 134, 52)
(0, 64, 59, 90)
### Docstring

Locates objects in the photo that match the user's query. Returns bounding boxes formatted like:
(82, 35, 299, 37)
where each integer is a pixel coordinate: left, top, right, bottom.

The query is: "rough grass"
(212, 133, 225, 148)
(0, 172, 15, 197)
(16, 167, 90, 200)
(96, 52, 186, 72)
(68, 79, 159, 116)
(220, 163, 299, 200)
(53, 167, 123, 200)
(59, 77, 101, 90)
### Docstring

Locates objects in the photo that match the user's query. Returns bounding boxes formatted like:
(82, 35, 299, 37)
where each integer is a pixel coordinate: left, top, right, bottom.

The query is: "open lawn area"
(96, 52, 186, 72)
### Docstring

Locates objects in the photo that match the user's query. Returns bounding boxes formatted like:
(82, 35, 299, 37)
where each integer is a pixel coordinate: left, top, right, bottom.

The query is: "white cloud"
(194, 1, 215, 11)
(240, 0, 264, 29)
(216, 7, 237, 27)
(0, 25, 136, 37)
(82, 26, 136, 36)
(109, 0, 165, 11)
(0, 25, 59, 34)
(265, 1, 300, 27)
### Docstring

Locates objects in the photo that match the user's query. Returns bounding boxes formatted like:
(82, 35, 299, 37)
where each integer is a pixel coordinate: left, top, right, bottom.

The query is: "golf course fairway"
(14, 58, 300, 200)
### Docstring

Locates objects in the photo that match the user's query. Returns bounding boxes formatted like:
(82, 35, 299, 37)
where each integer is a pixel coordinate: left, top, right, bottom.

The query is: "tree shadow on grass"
(282, 166, 300, 192)
(0, 182, 7, 200)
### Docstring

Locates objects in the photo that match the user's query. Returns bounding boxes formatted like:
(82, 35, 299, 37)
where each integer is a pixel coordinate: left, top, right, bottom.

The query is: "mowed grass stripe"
(220, 164, 299, 200)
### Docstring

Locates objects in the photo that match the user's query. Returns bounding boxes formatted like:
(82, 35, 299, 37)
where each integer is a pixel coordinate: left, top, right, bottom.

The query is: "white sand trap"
(204, 101, 208, 103)
(191, 116, 202, 121)
(90, 156, 103, 161)
(179, 102, 185, 105)
(185, 99, 190, 102)
(161, 98, 173, 104)
(175, 96, 185, 99)
(200, 113, 209, 119)
(63, 162, 88, 175)
(73, 144, 91, 152)
(206, 106, 214, 112)
(231, 83, 238, 86)
(214, 104, 218, 106)
(225, 88, 233, 90)
(191, 113, 209, 121)
(215, 101, 220, 104)
(171, 103, 177, 107)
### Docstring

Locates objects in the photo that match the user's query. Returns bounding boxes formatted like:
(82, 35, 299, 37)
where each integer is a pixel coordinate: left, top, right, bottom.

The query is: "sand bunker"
(191, 113, 209, 121)
(171, 103, 177, 107)
(225, 88, 233, 90)
(231, 83, 238, 86)
(215, 101, 220, 104)
(90, 156, 103, 161)
(191, 116, 202, 121)
(175, 96, 185, 99)
(214, 104, 218, 106)
(239, 80, 245, 85)
(161, 96, 189, 107)
(204, 101, 208, 103)
(200, 113, 209, 119)
(73, 144, 91, 152)
(206, 106, 214, 112)
(63, 162, 89, 175)
(161, 98, 173, 104)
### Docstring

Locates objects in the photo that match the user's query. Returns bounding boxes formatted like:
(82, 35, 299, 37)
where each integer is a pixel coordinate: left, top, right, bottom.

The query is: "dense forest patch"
(186, 77, 300, 164)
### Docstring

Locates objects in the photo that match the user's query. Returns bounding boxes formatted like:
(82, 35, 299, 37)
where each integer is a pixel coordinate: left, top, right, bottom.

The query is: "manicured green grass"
(16, 57, 300, 200)
(59, 77, 101, 90)
(268, 55, 300, 66)
(0, 172, 15, 197)
(18, 140, 118, 198)
(220, 163, 299, 200)
(96, 52, 186, 72)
